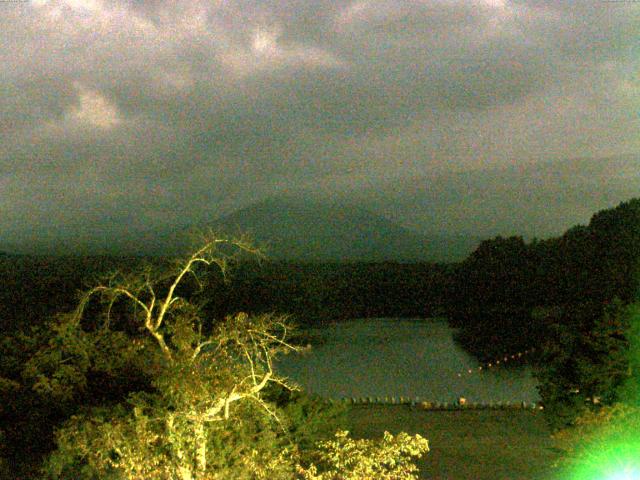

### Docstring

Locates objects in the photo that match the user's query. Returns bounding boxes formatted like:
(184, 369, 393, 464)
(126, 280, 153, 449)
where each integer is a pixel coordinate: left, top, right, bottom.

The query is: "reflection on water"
(276, 318, 539, 403)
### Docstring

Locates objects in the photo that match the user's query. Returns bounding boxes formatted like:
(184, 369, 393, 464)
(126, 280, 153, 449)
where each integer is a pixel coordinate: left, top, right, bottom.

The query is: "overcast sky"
(1, 0, 639, 251)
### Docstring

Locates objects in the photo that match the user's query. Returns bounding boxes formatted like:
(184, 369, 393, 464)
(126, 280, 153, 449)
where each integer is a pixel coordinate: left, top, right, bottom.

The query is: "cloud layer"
(1, 0, 639, 251)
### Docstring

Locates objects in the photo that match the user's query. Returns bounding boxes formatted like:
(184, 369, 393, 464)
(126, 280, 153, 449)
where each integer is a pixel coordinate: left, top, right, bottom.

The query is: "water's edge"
(276, 318, 540, 403)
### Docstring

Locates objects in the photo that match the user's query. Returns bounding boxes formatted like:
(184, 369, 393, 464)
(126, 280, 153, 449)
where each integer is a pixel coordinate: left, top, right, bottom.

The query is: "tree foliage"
(444, 199, 640, 427)
(297, 430, 429, 480)
(550, 403, 640, 478)
(535, 201, 640, 428)
(535, 299, 631, 430)
(23, 234, 429, 480)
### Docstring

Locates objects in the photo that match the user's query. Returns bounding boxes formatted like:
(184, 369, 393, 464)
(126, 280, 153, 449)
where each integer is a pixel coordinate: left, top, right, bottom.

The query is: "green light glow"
(605, 467, 640, 480)
(558, 306, 640, 480)
(561, 433, 640, 480)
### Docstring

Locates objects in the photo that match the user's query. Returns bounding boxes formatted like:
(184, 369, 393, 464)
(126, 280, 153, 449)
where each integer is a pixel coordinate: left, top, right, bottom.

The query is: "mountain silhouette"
(211, 196, 478, 262)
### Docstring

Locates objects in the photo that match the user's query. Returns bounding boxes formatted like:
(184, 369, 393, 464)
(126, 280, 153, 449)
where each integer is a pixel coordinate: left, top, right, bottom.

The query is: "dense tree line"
(0, 256, 452, 335)
(447, 198, 640, 428)
(219, 262, 453, 323)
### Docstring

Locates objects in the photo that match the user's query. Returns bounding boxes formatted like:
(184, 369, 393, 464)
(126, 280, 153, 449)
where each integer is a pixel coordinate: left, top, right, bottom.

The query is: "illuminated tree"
(296, 430, 429, 480)
(29, 234, 430, 479)
(27, 234, 299, 479)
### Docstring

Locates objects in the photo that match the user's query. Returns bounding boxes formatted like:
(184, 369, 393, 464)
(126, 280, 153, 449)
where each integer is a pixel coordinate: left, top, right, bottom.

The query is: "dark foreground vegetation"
(1, 197, 639, 477)
(348, 404, 560, 480)
(0, 238, 429, 479)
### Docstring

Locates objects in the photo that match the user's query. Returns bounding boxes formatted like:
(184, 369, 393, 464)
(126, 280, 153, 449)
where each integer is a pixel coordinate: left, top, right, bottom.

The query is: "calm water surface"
(275, 318, 539, 403)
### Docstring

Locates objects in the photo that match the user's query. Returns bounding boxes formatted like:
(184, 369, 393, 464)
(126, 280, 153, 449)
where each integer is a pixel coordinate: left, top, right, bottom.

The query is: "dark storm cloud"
(1, 0, 638, 251)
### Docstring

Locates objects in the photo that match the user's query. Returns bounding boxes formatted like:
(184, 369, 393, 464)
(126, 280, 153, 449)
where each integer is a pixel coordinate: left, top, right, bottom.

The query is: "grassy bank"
(347, 404, 562, 480)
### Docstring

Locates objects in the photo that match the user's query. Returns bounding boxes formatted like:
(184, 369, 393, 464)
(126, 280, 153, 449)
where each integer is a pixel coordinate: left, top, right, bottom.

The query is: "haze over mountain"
(210, 198, 480, 262)
(343, 153, 640, 240)
(22, 197, 476, 262)
(2, 153, 638, 259)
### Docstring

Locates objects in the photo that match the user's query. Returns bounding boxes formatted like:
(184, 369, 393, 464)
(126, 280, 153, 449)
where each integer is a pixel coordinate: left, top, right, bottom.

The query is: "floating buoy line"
(330, 396, 542, 410)
(318, 347, 543, 410)
(455, 347, 537, 378)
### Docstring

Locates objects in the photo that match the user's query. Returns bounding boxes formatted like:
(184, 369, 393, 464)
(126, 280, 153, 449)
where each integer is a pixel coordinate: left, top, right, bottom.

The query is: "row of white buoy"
(329, 397, 541, 410)
(455, 347, 536, 378)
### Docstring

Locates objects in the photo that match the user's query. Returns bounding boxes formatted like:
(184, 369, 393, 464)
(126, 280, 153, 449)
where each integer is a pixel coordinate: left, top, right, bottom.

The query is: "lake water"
(275, 318, 540, 403)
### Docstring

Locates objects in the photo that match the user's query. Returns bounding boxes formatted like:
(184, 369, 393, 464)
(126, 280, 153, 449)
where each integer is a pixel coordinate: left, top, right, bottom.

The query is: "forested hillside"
(447, 198, 640, 428)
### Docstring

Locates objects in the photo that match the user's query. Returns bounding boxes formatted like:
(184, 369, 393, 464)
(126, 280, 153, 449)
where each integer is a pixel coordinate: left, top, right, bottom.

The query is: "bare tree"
(33, 233, 430, 480)
(33, 234, 300, 480)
